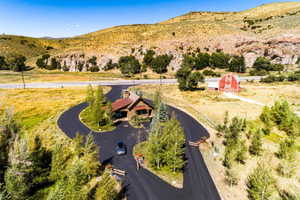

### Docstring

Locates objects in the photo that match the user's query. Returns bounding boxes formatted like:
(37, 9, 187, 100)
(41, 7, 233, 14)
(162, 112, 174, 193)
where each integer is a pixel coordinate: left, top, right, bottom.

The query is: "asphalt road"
(0, 76, 262, 89)
(57, 85, 221, 200)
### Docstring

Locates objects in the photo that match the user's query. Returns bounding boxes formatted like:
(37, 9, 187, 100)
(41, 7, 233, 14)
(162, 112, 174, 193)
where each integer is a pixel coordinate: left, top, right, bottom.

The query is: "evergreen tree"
(153, 90, 162, 110)
(236, 141, 247, 164)
(277, 138, 296, 161)
(0, 110, 19, 183)
(249, 129, 263, 156)
(5, 138, 33, 200)
(95, 171, 118, 200)
(247, 163, 275, 200)
(157, 103, 169, 122)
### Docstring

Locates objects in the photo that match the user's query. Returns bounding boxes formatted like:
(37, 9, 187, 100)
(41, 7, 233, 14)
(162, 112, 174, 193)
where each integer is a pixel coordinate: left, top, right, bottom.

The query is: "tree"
(277, 138, 296, 161)
(229, 56, 246, 73)
(147, 115, 185, 172)
(186, 72, 204, 90)
(209, 52, 230, 69)
(247, 163, 275, 200)
(0, 56, 8, 70)
(93, 86, 106, 127)
(143, 49, 155, 66)
(157, 103, 169, 122)
(103, 59, 116, 71)
(0, 110, 19, 183)
(151, 54, 173, 74)
(194, 52, 210, 70)
(176, 66, 191, 91)
(95, 171, 118, 200)
(7, 54, 28, 88)
(118, 55, 141, 76)
(176, 66, 205, 91)
(249, 129, 263, 156)
(4, 136, 52, 199)
(36, 54, 50, 69)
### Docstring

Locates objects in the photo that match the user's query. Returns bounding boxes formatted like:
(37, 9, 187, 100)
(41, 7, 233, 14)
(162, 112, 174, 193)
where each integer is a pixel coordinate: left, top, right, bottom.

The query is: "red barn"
(219, 74, 241, 93)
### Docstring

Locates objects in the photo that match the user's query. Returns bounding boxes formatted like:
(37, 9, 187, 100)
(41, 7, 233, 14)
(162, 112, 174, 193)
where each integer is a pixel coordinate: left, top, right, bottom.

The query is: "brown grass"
(131, 82, 300, 200)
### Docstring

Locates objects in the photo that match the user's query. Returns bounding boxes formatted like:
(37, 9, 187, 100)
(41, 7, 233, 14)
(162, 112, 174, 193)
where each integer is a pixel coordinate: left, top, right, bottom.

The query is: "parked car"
(116, 142, 126, 155)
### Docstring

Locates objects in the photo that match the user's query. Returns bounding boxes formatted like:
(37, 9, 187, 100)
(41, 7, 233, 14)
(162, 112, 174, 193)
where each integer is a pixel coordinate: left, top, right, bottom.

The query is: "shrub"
(209, 52, 230, 69)
(247, 163, 275, 200)
(118, 55, 141, 76)
(89, 66, 99, 72)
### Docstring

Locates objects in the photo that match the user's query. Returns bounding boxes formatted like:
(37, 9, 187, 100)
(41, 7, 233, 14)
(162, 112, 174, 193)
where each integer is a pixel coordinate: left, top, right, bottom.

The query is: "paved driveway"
(57, 85, 221, 200)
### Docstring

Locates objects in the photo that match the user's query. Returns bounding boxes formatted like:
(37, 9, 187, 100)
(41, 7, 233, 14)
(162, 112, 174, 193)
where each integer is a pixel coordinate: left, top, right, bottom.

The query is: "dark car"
(116, 142, 126, 155)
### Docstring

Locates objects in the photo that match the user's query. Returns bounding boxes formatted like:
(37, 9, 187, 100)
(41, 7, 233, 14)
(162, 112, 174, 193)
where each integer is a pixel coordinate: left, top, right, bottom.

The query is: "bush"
(118, 55, 141, 76)
(202, 69, 221, 77)
(89, 66, 100, 72)
(249, 69, 268, 76)
(260, 75, 285, 83)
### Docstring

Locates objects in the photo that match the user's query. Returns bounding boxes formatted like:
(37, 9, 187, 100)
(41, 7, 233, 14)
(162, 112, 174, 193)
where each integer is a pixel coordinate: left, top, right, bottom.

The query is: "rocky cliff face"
(54, 35, 300, 72)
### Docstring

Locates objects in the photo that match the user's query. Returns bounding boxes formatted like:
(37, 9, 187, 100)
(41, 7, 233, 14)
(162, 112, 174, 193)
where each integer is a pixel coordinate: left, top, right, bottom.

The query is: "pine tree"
(158, 103, 169, 122)
(95, 171, 118, 200)
(5, 137, 32, 200)
(0, 110, 19, 183)
(236, 141, 247, 164)
(277, 138, 295, 161)
(247, 163, 275, 200)
(163, 116, 185, 172)
(249, 129, 263, 156)
(93, 86, 105, 127)
(153, 90, 162, 110)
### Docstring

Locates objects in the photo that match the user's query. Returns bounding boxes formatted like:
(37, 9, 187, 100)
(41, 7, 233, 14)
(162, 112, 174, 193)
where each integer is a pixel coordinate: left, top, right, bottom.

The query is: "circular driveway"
(57, 85, 221, 200)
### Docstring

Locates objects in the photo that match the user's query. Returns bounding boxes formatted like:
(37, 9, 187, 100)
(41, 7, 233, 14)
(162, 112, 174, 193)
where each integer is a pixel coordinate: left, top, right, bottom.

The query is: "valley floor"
(131, 82, 300, 200)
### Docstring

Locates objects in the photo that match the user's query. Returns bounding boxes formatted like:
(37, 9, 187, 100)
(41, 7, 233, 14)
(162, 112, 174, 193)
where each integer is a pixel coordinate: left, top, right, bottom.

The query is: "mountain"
(1, 2, 300, 70)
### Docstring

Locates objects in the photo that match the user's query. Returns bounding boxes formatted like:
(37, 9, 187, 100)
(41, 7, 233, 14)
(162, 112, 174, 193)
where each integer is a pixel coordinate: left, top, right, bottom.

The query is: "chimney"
(123, 90, 130, 99)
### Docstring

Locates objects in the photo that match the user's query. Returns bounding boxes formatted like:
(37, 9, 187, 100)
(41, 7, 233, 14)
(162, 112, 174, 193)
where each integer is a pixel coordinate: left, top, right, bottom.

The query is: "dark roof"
(112, 98, 133, 112)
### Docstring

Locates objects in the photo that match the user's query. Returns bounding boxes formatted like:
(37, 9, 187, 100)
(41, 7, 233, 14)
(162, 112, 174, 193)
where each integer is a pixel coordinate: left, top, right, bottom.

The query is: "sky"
(0, 0, 288, 38)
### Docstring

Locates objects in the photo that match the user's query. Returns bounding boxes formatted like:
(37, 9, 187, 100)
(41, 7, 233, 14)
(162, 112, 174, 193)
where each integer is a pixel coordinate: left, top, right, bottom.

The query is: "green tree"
(151, 54, 173, 74)
(209, 52, 230, 69)
(249, 129, 263, 156)
(7, 54, 28, 88)
(143, 49, 155, 66)
(118, 55, 141, 76)
(229, 56, 246, 73)
(95, 171, 118, 200)
(247, 163, 276, 200)
(0, 110, 19, 183)
(0, 56, 8, 70)
(157, 103, 169, 122)
(277, 138, 296, 161)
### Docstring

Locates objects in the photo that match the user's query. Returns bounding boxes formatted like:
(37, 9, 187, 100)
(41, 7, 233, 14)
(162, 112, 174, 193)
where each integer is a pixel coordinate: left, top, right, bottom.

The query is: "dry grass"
(131, 82, 300, 200)
(0, 87, 110, 131)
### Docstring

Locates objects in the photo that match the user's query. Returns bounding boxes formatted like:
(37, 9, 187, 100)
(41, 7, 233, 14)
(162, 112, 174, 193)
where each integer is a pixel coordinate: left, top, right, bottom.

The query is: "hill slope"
(1, 2, 300, 70)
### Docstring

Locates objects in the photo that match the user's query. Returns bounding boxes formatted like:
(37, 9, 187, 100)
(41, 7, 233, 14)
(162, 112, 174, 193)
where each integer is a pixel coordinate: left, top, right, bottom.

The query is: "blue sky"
(0, 0, 288, 38)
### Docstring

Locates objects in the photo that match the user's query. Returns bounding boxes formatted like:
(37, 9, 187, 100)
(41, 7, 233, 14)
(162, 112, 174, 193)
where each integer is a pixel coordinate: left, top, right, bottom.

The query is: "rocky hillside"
(1, 2, 300, 71)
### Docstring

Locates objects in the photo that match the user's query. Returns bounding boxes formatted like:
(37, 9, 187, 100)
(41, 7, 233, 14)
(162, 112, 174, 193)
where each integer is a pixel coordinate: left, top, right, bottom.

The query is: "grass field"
(0, 86, 109, 142)
(131, 82, 300, 200)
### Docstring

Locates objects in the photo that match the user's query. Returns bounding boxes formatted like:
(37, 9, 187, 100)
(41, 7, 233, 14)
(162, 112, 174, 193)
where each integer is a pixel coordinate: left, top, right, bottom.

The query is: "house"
(208, 74, 241, 93)
(111, 90, 153, 121)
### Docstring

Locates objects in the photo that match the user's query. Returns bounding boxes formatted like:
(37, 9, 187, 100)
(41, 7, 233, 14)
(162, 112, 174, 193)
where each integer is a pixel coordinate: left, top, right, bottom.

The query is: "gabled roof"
(112, 98, 133, 112)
